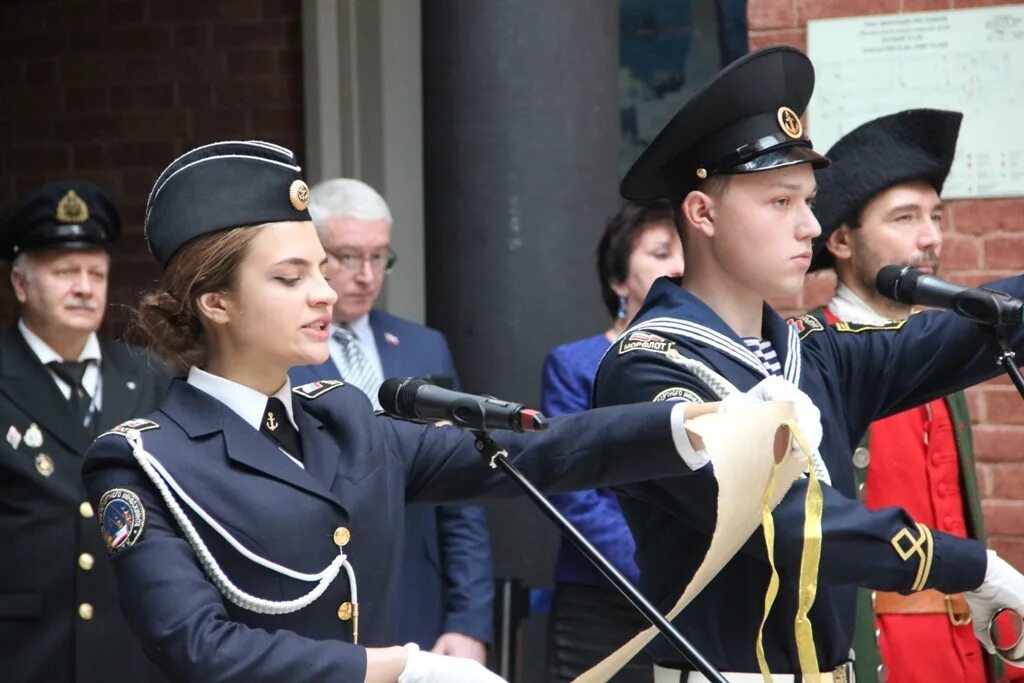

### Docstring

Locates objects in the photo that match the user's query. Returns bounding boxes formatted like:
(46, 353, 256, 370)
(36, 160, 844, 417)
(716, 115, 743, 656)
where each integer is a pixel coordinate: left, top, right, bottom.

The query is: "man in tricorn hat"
(0, 181, 168, 682)
(809, 109, 1024, 683)
(592, 46, 1024, 681)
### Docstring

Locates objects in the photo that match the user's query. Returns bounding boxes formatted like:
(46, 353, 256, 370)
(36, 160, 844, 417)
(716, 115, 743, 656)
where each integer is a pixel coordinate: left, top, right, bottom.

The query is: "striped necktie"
(333, 325, 383, 409)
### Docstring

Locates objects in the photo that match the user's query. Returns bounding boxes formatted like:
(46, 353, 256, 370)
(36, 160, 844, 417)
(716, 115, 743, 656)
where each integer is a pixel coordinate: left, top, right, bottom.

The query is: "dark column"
(422, 1, 621, 674)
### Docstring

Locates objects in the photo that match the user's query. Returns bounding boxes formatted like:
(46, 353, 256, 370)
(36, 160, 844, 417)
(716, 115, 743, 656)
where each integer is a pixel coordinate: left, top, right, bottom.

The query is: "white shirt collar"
(18, 318, 102, 365)
(186, 366, 297, 431)
(828, 282, 895, 325)
(336, 313, 373, 342)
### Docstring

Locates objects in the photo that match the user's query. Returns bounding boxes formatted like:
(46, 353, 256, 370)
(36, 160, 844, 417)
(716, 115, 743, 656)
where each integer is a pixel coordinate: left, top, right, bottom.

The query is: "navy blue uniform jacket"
(290, 309, 494, 648)
(593, 275, 1024, 673)
(82, 377, 689, 682)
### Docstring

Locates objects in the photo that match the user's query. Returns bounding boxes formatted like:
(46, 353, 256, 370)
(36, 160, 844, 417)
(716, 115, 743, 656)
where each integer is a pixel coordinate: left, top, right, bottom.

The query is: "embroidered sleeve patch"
(100, 418, 160, 439)
(652, 387, 705, 403)
(833, 319, 907, 333)
(789, 314, 824, 340)
(293, 379, 345, 399)
(99, 488, 146, 555)
(618, 330, 679, 357)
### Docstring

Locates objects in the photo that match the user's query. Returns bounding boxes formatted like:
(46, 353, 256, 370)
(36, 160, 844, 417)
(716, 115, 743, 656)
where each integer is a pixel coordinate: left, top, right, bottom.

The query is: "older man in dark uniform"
(0, 181, 169, 682)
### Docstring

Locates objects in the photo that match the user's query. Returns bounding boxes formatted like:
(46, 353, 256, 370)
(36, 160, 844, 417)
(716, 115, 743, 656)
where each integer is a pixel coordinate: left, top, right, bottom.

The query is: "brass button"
(78, 553, 94, 571)
(79, 501, 94, 519)
(852, 446, 870, 469)
(78, 603, 94, 620)
(333, 527, 351, 547)
(337, 601, 353, 621)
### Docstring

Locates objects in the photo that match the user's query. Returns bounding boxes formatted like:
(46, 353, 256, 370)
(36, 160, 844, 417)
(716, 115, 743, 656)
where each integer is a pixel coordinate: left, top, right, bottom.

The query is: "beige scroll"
(574, 401, 809, 682)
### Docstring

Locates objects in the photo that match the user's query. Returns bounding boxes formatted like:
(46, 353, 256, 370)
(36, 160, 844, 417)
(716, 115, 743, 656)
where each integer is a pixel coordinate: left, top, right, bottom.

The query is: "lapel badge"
(24, 423, 43, 449)
(266, 411, 279, 432)
(35, 453, 54, 477)
(777, 106, 803, 139)
(56, 189, 89, 224)
(384, 332, 400, 346)
(289, 179, 310, 211)
(126, 381, 137, 390)
(6, 425, 22, 450)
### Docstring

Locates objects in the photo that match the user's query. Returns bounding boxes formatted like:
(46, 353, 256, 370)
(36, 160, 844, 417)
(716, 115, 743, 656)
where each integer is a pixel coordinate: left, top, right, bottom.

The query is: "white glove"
(398, 643, 506, 683)
(966, 550, 1024, 658)
(719, 376, 823, 457)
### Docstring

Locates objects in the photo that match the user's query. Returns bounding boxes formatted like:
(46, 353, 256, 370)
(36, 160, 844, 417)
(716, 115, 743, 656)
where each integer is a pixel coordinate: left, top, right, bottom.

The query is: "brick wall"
(750, 0, 1024, 567)
(0, 0, 305, 338)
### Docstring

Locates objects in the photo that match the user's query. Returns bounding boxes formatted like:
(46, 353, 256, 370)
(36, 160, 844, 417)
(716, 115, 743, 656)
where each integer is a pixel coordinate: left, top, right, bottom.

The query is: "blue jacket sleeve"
(436, 504, 495, 643)
(81, 433, 369, 683)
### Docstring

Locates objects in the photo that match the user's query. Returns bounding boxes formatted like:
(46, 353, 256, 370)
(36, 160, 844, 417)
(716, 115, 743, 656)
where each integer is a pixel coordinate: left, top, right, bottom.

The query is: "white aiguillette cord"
(114, 430, 357, 620)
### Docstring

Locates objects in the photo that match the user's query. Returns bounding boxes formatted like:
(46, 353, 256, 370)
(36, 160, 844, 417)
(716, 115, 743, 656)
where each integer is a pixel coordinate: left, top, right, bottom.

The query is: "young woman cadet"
(80, 141, 818, 683)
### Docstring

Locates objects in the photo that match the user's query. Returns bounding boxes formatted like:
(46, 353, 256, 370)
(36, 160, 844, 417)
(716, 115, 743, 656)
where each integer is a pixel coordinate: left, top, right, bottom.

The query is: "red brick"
(6, 146, 70, 173)
(117, 112, 189, 139)
(250, 108, 301, 136)
(954, 0, 1022, 6)
(149, 1, 255, 22)
(9, 117, 57, 140)
(965, 386, 985, 422)
(989, 463, 1024, 498)
(55, 115, 118, 143)
(748, 28, 807, 53)
(974, 425, 1024, 462)
(902, 0, 953, 9)
(108, 141, 176, 167)
(262, 0, 298, 19)
(276, 48, 302, 75)
(796, 0, 900, 23)
(985, 235, 1024, 269)
(227, 48, 278, 75)
(173, 24, 209, 49)
(953, 199, 1024, 234)
(983, 500, 1024, 535)
(212, 21, 293, 48)
(176, 81, 213, 108)
(990, 540, 1024, 570)
(977, 463, 994, 497)
(65, 86, 111, 113)
(189, 109, 251, 140)
(71, 143, 110, 170)
(214, 78, 299, 107)
(748, 0, 799, 30)
(109, 84, 175, 110)
(988, 388, 1024, 425)
(938, 233, 980, 270)
(106, 0, 146, 25)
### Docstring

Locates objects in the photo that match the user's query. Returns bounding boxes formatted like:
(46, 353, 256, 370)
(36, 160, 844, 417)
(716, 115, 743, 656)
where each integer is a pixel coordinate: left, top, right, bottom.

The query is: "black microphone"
(876, 265, 1024, 327)
(378, 377, 548, 432)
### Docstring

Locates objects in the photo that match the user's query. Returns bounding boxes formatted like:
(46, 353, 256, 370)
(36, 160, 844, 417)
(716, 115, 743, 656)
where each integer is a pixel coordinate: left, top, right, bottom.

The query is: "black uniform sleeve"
(81, 433, 370, 683)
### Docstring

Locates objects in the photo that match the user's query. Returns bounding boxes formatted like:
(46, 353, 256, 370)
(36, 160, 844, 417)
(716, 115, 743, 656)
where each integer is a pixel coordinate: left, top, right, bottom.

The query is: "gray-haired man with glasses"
(290, 178, 497, 668)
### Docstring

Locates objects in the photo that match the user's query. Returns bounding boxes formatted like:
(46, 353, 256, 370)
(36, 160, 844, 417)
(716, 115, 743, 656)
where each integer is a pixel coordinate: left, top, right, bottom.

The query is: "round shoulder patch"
(652, 386, 705, 403)
(99, 489, 146, 555)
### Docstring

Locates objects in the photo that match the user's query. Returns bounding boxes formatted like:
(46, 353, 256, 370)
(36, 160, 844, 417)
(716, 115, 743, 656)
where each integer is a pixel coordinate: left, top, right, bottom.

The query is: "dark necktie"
(47, 360, 92, 426)
(260, 397, 303, 461)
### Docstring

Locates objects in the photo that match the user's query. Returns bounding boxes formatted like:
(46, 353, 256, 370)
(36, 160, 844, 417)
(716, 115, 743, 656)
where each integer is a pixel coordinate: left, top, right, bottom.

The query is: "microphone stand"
(983, 325, 1024, 401)
(472, 430, 728, 683)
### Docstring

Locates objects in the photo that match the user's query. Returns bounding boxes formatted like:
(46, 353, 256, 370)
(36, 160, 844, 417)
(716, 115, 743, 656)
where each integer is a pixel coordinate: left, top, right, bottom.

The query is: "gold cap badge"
(56, 190, 89, 224)
(777, 106, 803, 140)
(289, 180, 310, 211)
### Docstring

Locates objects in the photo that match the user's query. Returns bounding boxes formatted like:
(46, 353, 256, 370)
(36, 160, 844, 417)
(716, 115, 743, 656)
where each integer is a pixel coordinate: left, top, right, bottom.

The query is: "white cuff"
(670, 402, 710, 470)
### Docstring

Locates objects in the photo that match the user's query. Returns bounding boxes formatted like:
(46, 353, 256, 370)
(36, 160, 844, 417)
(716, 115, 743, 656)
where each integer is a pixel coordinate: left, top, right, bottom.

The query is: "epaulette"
(99, 418, 160, 439)
(292, 379, 345, 399)
(832, 319, 907, 333)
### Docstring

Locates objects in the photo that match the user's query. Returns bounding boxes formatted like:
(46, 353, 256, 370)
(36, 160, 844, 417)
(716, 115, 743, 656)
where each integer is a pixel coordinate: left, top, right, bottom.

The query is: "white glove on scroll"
(966, 550, 1024, 658)
(719, 377, 823, 461)
(398, 643, 506, 683)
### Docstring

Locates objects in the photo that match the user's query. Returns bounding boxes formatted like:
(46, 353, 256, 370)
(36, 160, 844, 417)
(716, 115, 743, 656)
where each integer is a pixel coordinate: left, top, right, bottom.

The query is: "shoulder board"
(833, 319, 907, 333)
(100, 418, 160, 439)
(293, 379, 345, 399)
(788, 314, 825, 340)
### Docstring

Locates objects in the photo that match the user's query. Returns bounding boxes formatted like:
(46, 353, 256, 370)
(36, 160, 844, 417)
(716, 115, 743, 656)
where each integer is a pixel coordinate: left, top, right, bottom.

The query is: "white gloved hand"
(719, 376, 823, 456)
(966, 550, 1024, 658)
(398, 643, 506, 683)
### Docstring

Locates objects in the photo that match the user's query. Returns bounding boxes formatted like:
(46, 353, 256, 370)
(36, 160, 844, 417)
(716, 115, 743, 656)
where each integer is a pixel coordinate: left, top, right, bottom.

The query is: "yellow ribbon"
(756, 420, 824, 683)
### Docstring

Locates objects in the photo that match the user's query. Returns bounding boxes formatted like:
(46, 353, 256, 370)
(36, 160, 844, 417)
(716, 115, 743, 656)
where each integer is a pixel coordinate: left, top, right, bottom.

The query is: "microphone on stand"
(378, 377, 548, 432)
(876, 265, 1024, 327)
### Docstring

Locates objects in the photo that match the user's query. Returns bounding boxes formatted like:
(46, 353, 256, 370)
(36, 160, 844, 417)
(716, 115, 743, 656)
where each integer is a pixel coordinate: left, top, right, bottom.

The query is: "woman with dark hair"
(541, 201, 684, 682)
(80, 142, 747, 683)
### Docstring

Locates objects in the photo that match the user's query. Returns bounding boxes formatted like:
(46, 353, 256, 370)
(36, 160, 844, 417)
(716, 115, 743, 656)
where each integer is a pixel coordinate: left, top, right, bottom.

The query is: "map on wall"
(807, 5, 1024, 199)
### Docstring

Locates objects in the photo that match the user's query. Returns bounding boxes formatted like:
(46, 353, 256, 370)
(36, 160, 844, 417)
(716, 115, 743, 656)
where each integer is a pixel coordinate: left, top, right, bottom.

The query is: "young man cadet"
(592, 46, 1024, 682)
(0, 181, 169, 682)
(809, 108, 1024, 683)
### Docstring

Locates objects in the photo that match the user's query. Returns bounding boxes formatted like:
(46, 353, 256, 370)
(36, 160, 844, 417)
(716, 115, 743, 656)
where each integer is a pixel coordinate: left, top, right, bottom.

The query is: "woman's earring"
(617, 295, 627, 320)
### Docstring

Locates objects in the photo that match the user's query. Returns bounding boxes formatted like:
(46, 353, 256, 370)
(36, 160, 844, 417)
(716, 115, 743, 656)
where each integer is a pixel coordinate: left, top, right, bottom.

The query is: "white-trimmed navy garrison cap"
(144, 140, 312, 268)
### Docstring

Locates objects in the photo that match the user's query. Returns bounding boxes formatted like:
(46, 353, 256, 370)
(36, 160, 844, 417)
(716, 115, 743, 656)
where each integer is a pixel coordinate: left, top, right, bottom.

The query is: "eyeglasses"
(329, 248, 398, 274)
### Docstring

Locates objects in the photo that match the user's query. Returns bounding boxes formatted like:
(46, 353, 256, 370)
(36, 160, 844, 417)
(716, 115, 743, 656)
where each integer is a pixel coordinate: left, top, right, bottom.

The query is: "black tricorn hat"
(621, 45, 829, 202)
(0, 180, 121, 261)
(145, 140, 312, 268)
(810, 108, 962, 272)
